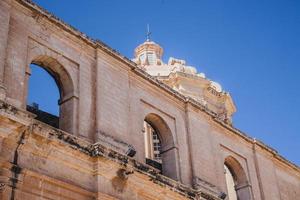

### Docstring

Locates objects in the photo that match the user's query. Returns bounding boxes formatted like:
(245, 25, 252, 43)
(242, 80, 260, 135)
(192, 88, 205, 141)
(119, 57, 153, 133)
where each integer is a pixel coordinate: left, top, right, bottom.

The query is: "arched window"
(143, 121, 162, 170)
(27, 64, 60, 128)
(142, 113, 179, 180)
(224, 156, 252, 200)
(224, 164, 238, 200)
(25, 56, 76, 134)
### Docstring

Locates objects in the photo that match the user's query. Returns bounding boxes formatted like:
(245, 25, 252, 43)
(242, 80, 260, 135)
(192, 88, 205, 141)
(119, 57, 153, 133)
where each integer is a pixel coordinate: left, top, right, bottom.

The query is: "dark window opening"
(143, 121, 162, 171)
(146, 158, 162, 172)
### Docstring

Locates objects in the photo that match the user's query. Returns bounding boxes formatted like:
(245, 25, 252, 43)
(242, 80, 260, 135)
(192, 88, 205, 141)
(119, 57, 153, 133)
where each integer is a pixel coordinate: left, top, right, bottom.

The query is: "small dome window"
(139, 53, 146, 63)
(147, 52, 156, 65)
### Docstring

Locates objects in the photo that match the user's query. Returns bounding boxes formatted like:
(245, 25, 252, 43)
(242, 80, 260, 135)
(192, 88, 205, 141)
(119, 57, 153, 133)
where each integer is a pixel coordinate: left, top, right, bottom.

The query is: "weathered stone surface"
(0, 101, 218, 200)
(0, 0, 299, 200)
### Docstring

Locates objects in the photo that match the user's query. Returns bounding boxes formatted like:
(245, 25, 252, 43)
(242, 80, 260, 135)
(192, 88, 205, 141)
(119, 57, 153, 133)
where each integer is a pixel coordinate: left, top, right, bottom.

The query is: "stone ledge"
(37, 123, 221, 200)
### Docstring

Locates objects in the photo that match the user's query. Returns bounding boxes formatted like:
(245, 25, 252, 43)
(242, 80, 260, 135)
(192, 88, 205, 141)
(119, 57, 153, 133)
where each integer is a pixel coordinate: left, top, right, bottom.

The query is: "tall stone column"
(0, 0, 12, 99)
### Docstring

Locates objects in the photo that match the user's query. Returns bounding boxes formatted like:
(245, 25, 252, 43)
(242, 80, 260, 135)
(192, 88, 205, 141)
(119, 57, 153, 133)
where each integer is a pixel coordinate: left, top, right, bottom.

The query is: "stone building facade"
(0, 0, 299, 199)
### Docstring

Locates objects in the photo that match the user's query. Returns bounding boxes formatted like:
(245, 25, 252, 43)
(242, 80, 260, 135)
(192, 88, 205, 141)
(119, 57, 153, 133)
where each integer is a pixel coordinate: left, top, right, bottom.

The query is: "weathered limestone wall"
(0, 1, 299, 200)
(95, 48, 193, 184)
(0, 0, 11, 98)
(185, 106, 221, 187)
(251, 146, 300, 200)
(275, 164, 300, 200)
(0, 102, 208, 200)
(209, 121, 261, 200)
(95, 49, 131, 144)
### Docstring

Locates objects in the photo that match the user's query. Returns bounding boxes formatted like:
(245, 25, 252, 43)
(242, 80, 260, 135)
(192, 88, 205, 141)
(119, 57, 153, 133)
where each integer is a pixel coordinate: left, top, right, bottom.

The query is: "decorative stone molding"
(0, 183, 6, 192)
(207, 87, 222, 97)
(193, 176, 226, 200)
(96, 131, 136, 157)
(0, 106, 215, 199)
(29, 121, 220, 199)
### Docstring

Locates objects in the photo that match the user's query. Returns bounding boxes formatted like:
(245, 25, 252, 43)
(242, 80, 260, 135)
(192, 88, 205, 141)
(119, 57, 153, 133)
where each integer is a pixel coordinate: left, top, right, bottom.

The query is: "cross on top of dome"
(146, 24, 151, 42)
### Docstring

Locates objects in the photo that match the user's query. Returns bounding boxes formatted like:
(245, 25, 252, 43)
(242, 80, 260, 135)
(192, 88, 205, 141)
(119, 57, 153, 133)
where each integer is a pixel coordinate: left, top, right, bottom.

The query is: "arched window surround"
(224, 156, 252, 200)
(25, 53, 78, 135)
(24, 39, 80, 135)
(142, 113, 180, 181)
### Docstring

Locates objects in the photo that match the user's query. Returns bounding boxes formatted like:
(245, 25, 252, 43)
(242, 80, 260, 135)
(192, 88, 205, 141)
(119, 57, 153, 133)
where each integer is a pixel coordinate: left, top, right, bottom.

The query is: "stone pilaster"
(0, 0, 12, 99)
(95, 47, 102, 141)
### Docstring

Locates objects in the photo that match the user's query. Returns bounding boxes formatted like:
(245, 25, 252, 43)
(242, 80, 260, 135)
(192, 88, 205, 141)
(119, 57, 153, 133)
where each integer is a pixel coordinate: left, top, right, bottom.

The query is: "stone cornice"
(13, 0, 300, 175)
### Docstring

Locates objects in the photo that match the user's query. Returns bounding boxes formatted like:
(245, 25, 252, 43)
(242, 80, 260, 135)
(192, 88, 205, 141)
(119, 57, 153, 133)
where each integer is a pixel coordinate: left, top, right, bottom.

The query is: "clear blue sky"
(29, 0, 300, 166)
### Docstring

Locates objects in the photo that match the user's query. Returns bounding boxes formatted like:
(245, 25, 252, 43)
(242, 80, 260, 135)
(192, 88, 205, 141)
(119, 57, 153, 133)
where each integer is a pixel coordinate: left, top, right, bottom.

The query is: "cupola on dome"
(134, 40, 163, 66)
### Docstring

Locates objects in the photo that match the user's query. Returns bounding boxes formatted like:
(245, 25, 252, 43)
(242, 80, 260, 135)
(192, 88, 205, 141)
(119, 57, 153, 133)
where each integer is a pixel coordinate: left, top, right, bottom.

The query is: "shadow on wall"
(26, 104, 59, 128)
